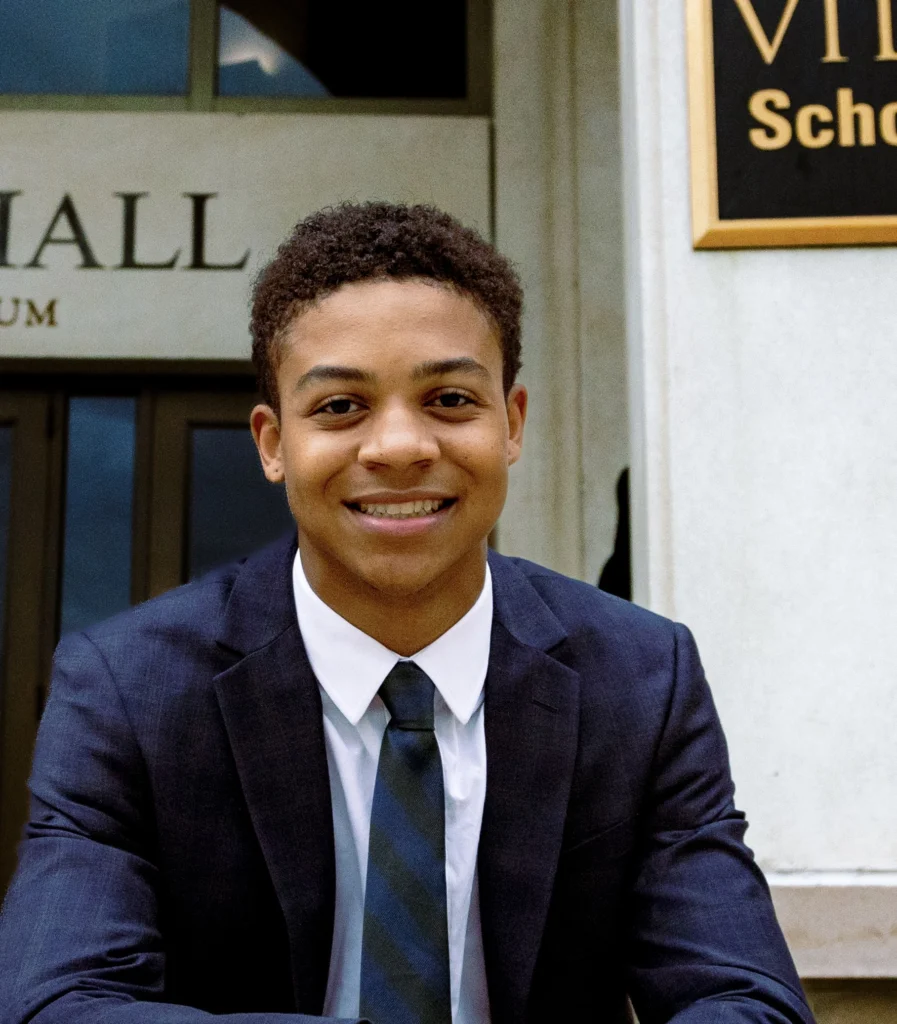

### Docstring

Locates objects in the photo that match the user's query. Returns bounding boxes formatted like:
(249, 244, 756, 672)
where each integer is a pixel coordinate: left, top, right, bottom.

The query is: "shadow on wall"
(598, 468, 631, 601)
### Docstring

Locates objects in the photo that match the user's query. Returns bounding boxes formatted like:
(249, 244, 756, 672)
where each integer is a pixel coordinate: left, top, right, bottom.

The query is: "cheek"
(283, 436, 357, 508)
(469, 433, 510, 471)
(444, 418, 508, 464)
(445, 437, 510, 497)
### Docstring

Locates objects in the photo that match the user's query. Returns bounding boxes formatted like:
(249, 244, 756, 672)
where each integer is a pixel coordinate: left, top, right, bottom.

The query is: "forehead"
(280, 278, 502, 371)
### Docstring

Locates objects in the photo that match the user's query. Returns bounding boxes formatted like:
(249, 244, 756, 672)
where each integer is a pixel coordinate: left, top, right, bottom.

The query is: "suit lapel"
(479, 554, 581, 1023)
(212, 536, 334, 1013)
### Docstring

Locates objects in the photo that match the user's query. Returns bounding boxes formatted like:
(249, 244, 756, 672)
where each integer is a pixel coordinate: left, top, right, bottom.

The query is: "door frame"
(0, 363, 259, 893)
(0, 391, 62, 889)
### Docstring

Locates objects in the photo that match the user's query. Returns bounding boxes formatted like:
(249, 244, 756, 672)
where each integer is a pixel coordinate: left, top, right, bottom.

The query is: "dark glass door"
(0, 375, 295, 894)
(149, 391, 294, 597)
(0, 393, 57, 891)
(59, 397, 139, 635)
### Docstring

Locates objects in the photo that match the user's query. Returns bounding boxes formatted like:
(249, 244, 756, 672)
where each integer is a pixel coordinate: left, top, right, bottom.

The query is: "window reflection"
(59, 398, 137, 635)
(0, 0, 190, 96)
(217, 0, 467, 99)
(218, 6, 329, 97)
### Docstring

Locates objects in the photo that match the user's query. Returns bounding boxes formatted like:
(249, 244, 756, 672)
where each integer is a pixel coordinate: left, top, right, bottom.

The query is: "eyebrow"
(294, 357, 492, 392)
(294, 365, 376, 391)
(411, 358, 492, 382)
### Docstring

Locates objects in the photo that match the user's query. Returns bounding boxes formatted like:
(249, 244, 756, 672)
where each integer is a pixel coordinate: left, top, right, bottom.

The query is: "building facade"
(0, 2, 894, 1020)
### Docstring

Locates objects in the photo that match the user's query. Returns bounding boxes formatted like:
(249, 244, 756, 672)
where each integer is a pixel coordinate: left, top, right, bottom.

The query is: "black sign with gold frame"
(688, 0, 897, 247)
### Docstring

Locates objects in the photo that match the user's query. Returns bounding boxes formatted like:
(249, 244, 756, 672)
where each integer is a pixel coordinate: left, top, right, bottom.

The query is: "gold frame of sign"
(686, 0, 897, 249)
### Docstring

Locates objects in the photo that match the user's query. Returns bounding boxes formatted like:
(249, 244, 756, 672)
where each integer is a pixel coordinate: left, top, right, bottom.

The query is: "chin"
(358, 562, 443, 599)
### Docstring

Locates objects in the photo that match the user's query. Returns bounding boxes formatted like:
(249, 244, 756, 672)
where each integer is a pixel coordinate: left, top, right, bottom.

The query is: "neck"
(298, 541, 488, 656)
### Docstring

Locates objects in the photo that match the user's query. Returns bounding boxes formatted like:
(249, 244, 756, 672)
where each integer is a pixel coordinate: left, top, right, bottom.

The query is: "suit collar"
(215, 532, 299, 656)
(215, 539, 569, 656)
(214, 538, 568, 659)
(294, 548, 494, 726)
(487, 549, 568, 654)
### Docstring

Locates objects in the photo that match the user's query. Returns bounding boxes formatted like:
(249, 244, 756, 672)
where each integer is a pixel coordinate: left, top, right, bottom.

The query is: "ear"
(250, 403, 285, 483)
(505, 384, 527, 466)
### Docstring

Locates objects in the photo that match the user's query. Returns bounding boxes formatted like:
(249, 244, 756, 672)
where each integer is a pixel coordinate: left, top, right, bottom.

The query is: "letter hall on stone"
(0, 191, 249, 270)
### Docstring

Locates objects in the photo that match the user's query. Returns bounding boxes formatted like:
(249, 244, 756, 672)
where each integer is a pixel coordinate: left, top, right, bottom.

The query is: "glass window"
(0, 0, 191, 96)
(0, 427, 11, 708)
(59, 398, 137, 635)
(217, 1, 467, 99)
(188, 426, 294, 579)
(218, 6, 329, 97)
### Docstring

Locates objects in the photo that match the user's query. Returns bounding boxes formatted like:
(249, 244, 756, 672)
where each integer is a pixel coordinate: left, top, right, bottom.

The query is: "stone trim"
(769, 874, 897, 978)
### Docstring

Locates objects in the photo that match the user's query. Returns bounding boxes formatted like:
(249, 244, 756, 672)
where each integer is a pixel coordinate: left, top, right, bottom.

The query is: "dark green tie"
(360, 661, 452, 1024)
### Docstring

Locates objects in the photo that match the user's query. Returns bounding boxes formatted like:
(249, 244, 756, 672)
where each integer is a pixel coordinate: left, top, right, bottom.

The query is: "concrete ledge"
(769, 873, 897, 977)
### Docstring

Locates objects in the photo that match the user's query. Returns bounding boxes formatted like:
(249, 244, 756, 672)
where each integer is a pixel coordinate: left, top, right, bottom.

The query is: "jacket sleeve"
(0, 632, 364, 1024)
(626, 624, 816, 1024)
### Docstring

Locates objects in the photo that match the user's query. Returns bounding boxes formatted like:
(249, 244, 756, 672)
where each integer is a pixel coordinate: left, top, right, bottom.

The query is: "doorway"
(0, 367, 294, 891)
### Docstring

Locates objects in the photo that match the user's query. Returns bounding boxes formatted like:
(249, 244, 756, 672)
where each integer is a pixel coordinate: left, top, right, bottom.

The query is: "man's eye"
(433, 392, 472, 409)
(317, 398, 360, 416)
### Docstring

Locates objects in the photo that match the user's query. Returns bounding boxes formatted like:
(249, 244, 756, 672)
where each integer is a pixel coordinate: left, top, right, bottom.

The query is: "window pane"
(0, 427, 11, 711)
(59, 398, 137, 636)
(189, 427, 294, 579)
(217, 1, 467, 99)
(0, 0, 190, 96)
(218, 7, 329, 97)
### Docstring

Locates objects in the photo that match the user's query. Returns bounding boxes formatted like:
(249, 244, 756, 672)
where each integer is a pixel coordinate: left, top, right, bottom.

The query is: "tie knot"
(379, 661, 435, 730)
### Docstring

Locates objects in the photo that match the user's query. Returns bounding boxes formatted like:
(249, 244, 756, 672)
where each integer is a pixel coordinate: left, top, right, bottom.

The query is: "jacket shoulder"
(498, 553, 680, 648)
(78, 560, 241, 649)
(54, 561, 249, 700)
(61, 533, 297, 690)
(491, 553, 699, 717)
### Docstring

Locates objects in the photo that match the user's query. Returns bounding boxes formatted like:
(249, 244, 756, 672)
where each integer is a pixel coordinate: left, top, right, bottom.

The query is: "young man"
(0, 204, 814, 1024)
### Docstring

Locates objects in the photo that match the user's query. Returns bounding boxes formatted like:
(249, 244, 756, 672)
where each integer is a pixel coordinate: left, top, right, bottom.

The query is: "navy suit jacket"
(0, 535, 814, 1023)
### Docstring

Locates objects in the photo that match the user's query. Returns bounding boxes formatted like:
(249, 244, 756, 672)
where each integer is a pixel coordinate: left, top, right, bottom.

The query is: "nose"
(357, 400, 440, 470)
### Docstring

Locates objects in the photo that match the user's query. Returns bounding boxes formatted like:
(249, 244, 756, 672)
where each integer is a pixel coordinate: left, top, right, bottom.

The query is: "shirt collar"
(291, 550, 492, 727)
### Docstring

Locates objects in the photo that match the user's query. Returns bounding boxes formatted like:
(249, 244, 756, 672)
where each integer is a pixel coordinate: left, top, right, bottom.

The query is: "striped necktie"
(360, 661, 452, 1024)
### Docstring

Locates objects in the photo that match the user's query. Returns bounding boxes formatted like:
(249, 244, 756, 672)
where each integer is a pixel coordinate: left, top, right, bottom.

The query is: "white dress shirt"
(292, 551, 492, 1023)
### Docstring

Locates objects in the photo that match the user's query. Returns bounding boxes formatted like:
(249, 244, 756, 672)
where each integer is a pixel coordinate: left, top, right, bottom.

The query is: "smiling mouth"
(347, 498, 456, 519)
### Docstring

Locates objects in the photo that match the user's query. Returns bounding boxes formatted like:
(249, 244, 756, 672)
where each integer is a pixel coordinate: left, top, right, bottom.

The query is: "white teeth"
(357, 499, 447, 518)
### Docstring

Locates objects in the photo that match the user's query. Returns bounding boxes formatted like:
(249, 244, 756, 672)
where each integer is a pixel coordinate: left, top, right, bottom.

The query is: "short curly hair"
(250, 202, 523, 411)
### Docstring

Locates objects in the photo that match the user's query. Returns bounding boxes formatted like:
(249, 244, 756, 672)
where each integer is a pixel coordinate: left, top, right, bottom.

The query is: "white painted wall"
(621, 0, 897, 908)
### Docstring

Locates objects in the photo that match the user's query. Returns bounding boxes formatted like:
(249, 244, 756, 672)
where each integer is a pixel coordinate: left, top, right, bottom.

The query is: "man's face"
(251, 278, 526, 612)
